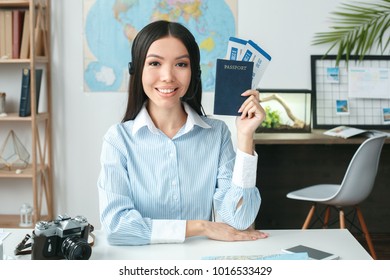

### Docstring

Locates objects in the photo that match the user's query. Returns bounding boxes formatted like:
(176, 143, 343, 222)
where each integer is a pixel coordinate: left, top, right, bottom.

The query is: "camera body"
(31, 214, 92, 260)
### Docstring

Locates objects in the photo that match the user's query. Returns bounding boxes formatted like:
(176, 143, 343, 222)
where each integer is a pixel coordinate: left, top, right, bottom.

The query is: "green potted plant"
(261, 106, 281, 129)
(312, 0, 390, 65)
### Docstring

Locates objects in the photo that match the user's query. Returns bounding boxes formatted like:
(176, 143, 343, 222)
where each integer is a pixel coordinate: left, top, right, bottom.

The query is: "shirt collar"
(132, 102, 211, 136)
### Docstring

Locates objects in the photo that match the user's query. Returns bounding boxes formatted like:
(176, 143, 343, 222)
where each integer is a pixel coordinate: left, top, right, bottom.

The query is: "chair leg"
(355, 206, 377, 260)
(323, 206, 331, 229)
(302, 204, 316, 229)
(339, 208, 345, 229)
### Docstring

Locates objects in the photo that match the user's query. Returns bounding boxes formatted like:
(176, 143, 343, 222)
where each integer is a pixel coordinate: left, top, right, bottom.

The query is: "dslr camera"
(31, 214, 93, 260)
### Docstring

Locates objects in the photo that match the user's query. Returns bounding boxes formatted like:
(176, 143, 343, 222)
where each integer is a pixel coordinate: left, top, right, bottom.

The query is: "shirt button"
(173, 195, 178, 200)
(172, 181, 177, 186)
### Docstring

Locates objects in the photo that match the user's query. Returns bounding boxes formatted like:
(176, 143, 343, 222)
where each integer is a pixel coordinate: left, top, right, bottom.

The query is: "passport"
(213, 59, 254, 116)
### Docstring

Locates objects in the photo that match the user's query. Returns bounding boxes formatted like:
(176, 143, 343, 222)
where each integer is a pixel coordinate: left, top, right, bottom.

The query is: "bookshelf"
(0, 0, 53, 228)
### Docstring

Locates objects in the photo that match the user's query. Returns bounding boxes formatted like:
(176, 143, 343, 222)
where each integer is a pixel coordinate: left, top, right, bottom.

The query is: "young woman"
(97, 20, 268, 245)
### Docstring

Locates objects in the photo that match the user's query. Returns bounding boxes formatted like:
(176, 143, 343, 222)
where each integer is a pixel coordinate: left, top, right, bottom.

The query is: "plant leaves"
(312, 0, 390, 65)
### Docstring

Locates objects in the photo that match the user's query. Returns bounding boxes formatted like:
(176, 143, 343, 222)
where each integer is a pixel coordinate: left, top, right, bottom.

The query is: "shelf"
(0, 215, 24, 228)
(1, 214, 33, 228)
(0, 0, 29, 8)
(0, 214, 49, 228)
(0, 164, 49, 179)
(0, 112, 49, 122)
(0, 58, 30, 63)
(0, 164, 35, 178)
(0, 56, 49, 64)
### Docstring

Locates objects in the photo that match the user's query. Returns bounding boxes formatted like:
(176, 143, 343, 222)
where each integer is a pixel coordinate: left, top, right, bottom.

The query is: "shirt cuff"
(150, 220, 186, 244)
(232, 149, 258, 188)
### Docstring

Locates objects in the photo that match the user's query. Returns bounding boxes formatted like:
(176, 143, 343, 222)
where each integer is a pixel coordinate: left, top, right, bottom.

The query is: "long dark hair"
(122, 20, 203, 122)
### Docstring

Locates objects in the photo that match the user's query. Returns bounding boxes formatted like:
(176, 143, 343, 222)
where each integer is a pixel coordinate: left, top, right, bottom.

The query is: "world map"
(83, 0, 237, 92)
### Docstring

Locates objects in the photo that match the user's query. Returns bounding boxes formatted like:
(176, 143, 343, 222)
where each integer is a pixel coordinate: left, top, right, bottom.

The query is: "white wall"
(2, 0, 347, 228)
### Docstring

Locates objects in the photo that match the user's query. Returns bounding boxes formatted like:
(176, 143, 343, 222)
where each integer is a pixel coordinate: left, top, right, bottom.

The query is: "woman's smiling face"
(142, 36, 191, 111)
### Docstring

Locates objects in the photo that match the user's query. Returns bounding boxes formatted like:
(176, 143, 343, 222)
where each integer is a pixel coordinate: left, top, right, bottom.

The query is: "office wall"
(1, 0, 349, 227)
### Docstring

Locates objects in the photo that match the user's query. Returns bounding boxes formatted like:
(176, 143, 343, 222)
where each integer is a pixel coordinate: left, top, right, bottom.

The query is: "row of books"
(0, 8, 30, 59)
(0, 9, 29, 59)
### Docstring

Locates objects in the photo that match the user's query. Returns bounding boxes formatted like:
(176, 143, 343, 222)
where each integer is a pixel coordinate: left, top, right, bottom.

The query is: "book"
(213, 59, 254, 116)
(19, 68, 43, 117)
(4, 10, 13, 59)
(323, 126, 368, 139)
(12, 9, 25, 59)
(0, 11, 6, 58)
(19, 10, 30, 59)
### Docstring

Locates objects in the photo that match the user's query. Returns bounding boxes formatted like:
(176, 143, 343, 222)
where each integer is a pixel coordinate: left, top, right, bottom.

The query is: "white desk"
(2, 228, 372, 260)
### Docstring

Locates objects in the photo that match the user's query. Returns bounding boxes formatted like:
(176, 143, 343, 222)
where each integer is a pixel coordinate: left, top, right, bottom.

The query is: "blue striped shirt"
(97, 103, 261, 245)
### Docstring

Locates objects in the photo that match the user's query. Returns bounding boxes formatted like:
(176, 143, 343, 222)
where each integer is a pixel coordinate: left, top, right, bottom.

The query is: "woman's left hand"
(236, 89, 265, 136)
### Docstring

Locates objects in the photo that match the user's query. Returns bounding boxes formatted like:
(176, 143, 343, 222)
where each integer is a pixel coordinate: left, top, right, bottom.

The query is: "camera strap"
(14, 234, 32, 255)
(88, 232, 95, 247)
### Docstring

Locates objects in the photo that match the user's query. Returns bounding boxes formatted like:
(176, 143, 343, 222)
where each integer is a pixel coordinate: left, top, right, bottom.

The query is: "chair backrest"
(329, 135, 387, 206)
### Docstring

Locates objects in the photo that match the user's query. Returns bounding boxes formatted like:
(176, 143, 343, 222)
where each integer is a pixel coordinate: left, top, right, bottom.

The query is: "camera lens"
(61, 236, 92, 260)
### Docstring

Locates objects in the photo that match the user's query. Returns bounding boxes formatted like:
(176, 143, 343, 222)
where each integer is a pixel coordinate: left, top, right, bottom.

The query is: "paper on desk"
(201, 252, 309, 260)
(0, 229, 11, 241)
(369, 130, 390, 137)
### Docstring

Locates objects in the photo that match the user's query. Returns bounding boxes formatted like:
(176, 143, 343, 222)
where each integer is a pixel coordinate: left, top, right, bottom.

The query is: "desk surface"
(254, 129, 390, 145)
(2, 228, 372, 260)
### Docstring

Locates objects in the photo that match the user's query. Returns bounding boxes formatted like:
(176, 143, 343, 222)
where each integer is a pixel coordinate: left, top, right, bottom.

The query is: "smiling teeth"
(158, 88, 175, 94)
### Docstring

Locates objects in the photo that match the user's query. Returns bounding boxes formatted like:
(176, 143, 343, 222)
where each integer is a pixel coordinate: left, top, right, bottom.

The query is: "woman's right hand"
(186, 220, 268, 241)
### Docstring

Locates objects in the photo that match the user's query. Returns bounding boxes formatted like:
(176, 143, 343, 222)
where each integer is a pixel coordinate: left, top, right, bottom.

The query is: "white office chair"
(286, 135, 387, 259)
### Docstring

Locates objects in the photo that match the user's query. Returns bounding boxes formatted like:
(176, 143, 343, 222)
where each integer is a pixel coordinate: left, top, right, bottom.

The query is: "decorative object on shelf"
(256, 89, 312, 133)
(0, 130, 30, 171)
(19, 203, 33, 227)
(312, 0, 390, 65)
(0, 92, 6, 117)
